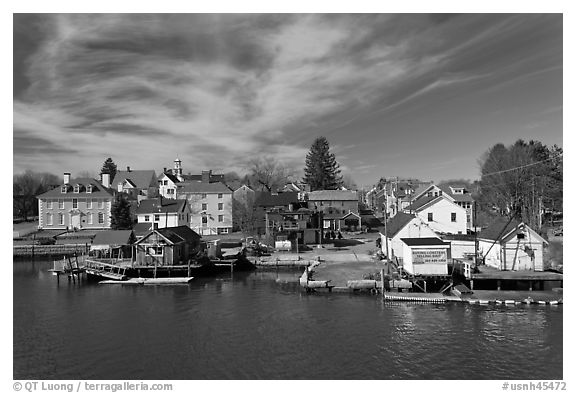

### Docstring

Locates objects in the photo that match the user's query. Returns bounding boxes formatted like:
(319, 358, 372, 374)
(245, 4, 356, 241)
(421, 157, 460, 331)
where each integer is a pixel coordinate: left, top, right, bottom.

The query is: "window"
(88, 213, 93, 224)
(47, 200, 53, 209)
(147, 246, 163, 255)
(202, 193, 207, 199)
(218, 215, 224, 222)
(58, 213, 64, 225)
(467, 214, 471, 223)
(145, 215, 150, 222)
(451, 213, 456, 222)
(517, 233, 525, 240)
(86, 185, 92, 194)
(202, 216, 208, 226)
(219, 228, 229, 234)
(98, 212, 104, 224)
(202, 203, 207, 211)
(74, 184, 80, 193)
(154, 214, 160, 222)
(58, 199, 64, 209)
(218, 203, 223, 210)
(427, 213, 433, 222)
(47, 214, 53, 226)
(164, 180, 168, 186)
(218, 193, 223, 199)
(98, 199, 104, 209)
(73, 199, 78, 209)
(167, 189, 174, 195)
(87, 199, 92, 209)
(61, 185, 67, 193)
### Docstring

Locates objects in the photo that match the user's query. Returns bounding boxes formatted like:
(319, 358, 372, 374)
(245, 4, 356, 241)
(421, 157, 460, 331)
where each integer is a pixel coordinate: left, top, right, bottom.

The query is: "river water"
(13, 260, 563, 380)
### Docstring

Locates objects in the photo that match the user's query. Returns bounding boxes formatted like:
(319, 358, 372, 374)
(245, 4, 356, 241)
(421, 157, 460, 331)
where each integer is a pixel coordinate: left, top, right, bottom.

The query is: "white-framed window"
(47, 214, 53, 226)
(202, 193, 207, 199)
(451, 213, 456, 222)
(47, 200, 53, 209)
(154, 214, 160, 221)
(428, 213, 433, 222)
(145, 215, 150, 222)
(218, 215, 224, 222)
(98, 212, 104, 224)
(147, 246, 163, 255)
(202, 216, 208, 226)
(167, 189, 174, 195)
(74, 184, 80, 193)
(61, 185, 67, 193)
(218, 193, 223, 199)
(87, 199, 92, 209)
(98, 199, 104, 209)
(202, 203, 207, 211)
(58, 213, 64, 225)
(163, 180, 168, 185)
(86, 184, 92, 193)
(218, 203, 223, 210)
(58, 199, 64, 209)
(88, 213, 93, 224)
(72, 198, 78, 209)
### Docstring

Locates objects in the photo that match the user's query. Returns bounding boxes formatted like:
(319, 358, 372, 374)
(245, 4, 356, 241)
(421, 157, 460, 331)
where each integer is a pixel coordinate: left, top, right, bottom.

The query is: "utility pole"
(473, 200, 478, 268)
(383, 181, 390, 261)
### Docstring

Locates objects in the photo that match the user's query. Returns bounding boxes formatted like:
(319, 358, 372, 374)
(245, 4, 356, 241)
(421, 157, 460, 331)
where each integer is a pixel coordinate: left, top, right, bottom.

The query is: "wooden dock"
(99, 277, 194, 285)
(84, 260, 128, 281)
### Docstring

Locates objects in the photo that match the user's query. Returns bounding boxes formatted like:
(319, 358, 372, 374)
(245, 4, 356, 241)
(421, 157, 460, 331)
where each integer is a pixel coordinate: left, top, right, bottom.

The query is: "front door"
(70, 212, 82, 230)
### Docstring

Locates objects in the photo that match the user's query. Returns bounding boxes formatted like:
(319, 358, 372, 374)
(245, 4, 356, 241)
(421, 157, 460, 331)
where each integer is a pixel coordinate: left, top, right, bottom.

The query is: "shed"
(478, 218, 548, 271)
(91, 230, 135, 258)
(401, 237, 451, 276)
(134, 226, 202, 267)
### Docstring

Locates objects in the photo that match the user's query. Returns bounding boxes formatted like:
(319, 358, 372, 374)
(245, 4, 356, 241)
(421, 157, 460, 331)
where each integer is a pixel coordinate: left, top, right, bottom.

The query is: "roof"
(37, 178, 113, 198)
(160, 172, 181, 184)
(405, 195, 442, 211)
(307, 190, 358, 201)
(136, 198, 187, 215)
(225, 180, 243, 191)
(401, 237, 448, 246)
(254, 191, 299, 207)
(411, 182, 435, 200)
(177, 181, 232, 194)
(156, 226, 201, 244)
(341, 211, 361, 219)
(111, 170, 156, 189)
(383, 212, 416, 238)
(182, 173, 225, 182)
(92, 230, 134, 245)
(478, 217, 524, 241)
(438, 184, 474, 203)
(132, 222, 154, 237)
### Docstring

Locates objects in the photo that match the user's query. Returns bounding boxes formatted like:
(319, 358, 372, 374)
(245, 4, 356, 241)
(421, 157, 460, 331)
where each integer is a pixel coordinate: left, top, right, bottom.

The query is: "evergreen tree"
(110, 193, 133, 230)
(101, 158, 117, 183)
(303, 136, 343, 191)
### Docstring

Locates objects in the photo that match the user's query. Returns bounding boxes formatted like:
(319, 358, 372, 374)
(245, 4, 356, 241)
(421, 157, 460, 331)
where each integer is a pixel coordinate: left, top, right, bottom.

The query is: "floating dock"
(99, 277, 194, 285)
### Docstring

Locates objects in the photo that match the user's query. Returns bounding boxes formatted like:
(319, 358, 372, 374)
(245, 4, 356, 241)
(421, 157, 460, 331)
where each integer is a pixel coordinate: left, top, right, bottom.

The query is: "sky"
(12, 13, 563, 186)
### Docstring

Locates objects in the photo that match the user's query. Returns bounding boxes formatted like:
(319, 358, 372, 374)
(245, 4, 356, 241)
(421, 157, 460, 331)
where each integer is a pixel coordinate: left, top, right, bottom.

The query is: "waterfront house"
(134, 225, 202, 267)
(477, 218, 548, 271)
(379, 212, 437, 260)
(37, 173, 114, 230)
(111, 167, 158, 201)
(90, 229, 135, 258)
(306, 190, 359, 230)
(253, 191, 304, 236)
(136, 198, 191, 230)
(400, 237, 451, 276)
(404, 194, 467, 235)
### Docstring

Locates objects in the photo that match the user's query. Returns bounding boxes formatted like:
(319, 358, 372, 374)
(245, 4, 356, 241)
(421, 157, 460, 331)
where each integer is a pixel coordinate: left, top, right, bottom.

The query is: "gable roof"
(159, 172, 181, 184)
(254, 191, 299, 207)
(177, 181, 232, 194)
(132, 222, 155, 237)
(383, 212, 417, 238)
(411, 182, 435, 200)
(136, 198, 187, 215)
(181, 173, 225, 182)
(135, 225, 201, 245)
(37, 178, 113, 198)
(478, 217, 524, 241)
(111, 170, 156, 189)
(307, 190, 358, 201)
(92, 230, 134, 245)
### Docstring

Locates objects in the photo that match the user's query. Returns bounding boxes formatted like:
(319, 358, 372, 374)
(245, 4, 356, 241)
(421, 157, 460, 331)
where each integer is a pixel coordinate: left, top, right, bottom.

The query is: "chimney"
(63, 172, 71, 184)
(127, 166, 131, 172)
(101, 173, 111, 188)
(202, 170, 211, 183)
(163, 167, 167, 174)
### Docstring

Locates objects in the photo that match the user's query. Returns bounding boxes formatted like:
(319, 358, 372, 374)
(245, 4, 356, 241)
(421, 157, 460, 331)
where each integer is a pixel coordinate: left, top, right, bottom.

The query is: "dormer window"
(74, 184, 80, 193)
(86, 185, 93, 194)
(61, 185, 67, 194)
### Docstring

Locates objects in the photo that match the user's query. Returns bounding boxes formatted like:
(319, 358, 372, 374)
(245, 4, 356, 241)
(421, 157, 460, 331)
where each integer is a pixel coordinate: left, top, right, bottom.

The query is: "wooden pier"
(84, 260, 128, 281)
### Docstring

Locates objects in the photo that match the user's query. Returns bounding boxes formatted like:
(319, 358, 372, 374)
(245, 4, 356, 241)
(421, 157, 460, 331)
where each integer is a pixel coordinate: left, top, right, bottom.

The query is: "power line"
(481, 153, 563, 177)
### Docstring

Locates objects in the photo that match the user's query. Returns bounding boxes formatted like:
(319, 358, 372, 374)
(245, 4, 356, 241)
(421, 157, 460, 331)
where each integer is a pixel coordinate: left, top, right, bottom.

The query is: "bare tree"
(246, 156, 295, 192)
(13, 170, 59, 221)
